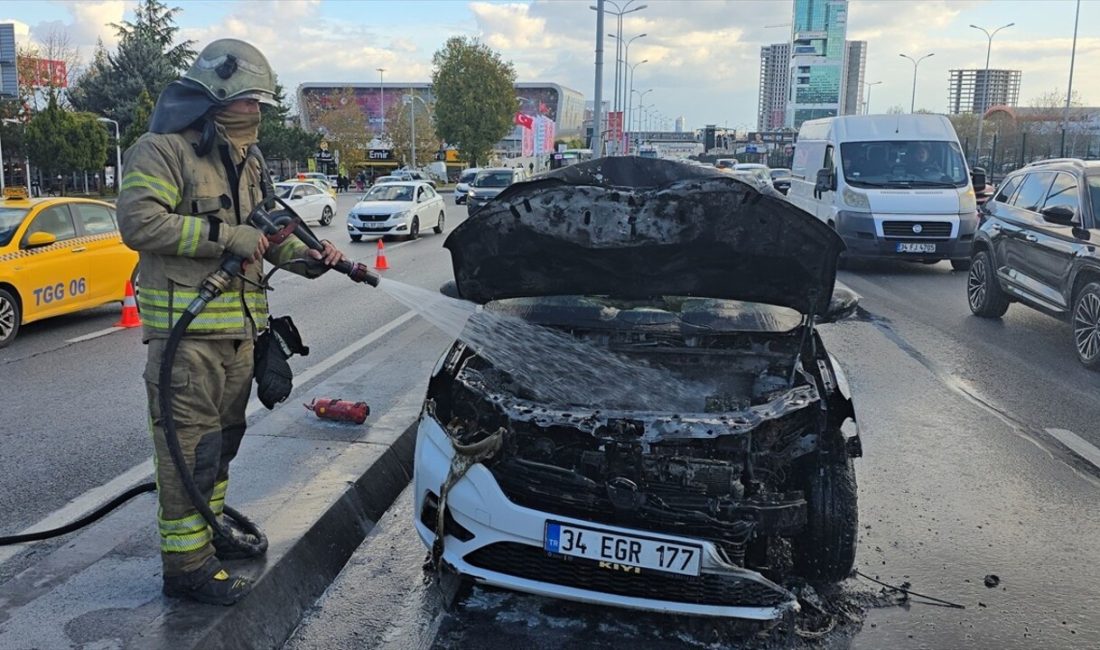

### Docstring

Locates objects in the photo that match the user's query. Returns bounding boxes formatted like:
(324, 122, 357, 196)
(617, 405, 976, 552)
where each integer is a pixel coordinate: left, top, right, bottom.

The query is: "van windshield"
(474, 171, 513, 188)
(840, 141, 968, 189)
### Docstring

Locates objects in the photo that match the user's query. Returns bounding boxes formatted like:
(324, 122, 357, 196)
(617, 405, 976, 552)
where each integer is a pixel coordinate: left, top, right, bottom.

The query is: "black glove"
(254, 316, 309, 409)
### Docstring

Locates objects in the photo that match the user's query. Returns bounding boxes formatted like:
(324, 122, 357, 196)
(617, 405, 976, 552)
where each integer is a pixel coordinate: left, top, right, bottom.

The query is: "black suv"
(966, 159, 1100, 368)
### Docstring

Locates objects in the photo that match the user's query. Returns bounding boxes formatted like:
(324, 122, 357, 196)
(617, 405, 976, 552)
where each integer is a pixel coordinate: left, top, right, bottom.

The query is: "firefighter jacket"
(117, 125, 324, 341)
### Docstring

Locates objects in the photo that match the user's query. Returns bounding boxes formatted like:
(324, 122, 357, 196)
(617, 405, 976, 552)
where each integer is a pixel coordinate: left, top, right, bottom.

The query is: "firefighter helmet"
(182, 39, 277, 105)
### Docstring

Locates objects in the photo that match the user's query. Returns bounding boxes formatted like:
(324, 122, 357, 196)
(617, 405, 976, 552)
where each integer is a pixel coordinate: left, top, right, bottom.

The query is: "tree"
(307, 88, 371, 167)
(385, 96, 439, 168)
(259, 83, 320, 177)
(122, 89, 155, 149)
(68, 0, 194, 136)
(25, 96, 107, 195)
(15, 27, 81, 111)
(431, 37, 517, 166)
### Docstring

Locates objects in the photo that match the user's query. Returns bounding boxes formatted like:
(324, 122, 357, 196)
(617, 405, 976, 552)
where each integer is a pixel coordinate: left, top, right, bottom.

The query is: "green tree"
(385, 95, 439, 168)
(69, 0, 194, 136)
(25, 97, 107, 195)
(307, 88, 371, 166)
(122, 88, 155, 149)
(431, 37, 517, 166)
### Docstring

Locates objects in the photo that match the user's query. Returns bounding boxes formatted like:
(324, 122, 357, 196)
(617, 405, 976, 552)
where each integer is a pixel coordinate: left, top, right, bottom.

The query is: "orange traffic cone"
(374, 239, 390, 271)
(116, 281, 141, 328)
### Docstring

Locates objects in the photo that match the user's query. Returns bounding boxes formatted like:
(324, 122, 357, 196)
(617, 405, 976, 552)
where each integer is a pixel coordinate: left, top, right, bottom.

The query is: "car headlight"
(468, 190, 477, 198)
(842, 187, 871, 211)
(959, 188, 977, 213)
(392, 210, 411, 220)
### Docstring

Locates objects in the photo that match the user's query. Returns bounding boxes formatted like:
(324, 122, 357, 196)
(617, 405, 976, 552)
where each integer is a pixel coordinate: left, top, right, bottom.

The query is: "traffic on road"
(1, 1, 1098, 649)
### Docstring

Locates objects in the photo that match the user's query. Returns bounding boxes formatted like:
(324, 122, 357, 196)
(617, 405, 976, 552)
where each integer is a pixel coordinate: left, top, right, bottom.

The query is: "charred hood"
(445, 157, 844, 316)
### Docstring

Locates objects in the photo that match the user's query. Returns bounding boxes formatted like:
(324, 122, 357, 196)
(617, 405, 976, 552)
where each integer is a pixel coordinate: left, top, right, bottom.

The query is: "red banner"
(514, 112, 534, 129)
(22, 57, 67, 88)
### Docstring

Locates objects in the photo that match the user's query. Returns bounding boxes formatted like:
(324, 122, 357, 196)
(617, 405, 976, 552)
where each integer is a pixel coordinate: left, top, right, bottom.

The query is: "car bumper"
(836, 210, 975, 261)
(413, 415, 798, 620)
(347, 217, 410, 238)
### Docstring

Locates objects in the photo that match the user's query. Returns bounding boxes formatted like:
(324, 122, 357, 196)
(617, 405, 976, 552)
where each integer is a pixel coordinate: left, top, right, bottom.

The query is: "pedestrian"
(528, 162, 534, 175)
(116, 38, 349, 606)
(356, 171, 365, 192)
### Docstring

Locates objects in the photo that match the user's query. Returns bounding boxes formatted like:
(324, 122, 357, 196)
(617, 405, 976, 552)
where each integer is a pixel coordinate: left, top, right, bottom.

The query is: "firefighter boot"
(162, 558, 253, 606)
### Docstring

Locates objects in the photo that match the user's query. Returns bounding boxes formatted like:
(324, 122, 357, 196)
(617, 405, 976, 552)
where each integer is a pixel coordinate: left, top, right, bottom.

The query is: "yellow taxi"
(0, 193, 138, 347)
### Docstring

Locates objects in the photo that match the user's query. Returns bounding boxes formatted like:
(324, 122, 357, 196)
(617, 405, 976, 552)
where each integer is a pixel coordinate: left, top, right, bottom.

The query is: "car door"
(422, 185, 442, 228)
(814, 145, 837, 224)
(16, 203, 90, 322)
(1027, 172, 1089, 310)
(289, 185, 314, 222)
(303, 184, 326, 222)
(414, 185, 429, 223)
(71, 202, 132, 304)
(998, 171, 1056, 304)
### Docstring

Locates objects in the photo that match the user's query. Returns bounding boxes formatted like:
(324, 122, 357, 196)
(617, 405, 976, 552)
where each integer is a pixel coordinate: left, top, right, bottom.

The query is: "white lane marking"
(65, 326, 125, 344)
(0, 459, 154, 564)
(1045, 428, 1100, 472)
(1, 309, 417, 565)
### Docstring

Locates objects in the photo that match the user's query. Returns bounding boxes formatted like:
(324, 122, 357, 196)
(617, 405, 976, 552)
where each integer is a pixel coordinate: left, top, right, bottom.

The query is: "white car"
(454, 167, 480, 204)
(729, 163, 773, 189)
(347, 181, 446, 241)
(275, 182, 336, 226)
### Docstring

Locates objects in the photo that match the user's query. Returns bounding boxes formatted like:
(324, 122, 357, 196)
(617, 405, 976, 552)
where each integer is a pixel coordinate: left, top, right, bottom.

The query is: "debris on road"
(984, 574, 1001, 588)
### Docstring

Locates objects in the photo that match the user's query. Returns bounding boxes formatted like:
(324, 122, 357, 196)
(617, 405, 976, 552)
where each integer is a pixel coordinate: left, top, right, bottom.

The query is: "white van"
(788, 114, 980, 270)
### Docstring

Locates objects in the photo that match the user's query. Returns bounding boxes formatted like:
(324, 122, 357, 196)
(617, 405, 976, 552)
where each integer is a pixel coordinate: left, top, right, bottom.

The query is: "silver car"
(346, 181, 446, 241)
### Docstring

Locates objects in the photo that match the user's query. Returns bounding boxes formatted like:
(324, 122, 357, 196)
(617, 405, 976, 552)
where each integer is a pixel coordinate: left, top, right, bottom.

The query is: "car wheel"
(1072, 282, 1100, 370)
(434, 211, 445, 234)
(792, 455, 857, 581)
(408, 216, 420, 241)
(951, 258, 971, 272)
(320, 206, 334, 226)
(350, 235, 362, 242)
(0, 287, 21, 349)
(967, 250, 1010, 318)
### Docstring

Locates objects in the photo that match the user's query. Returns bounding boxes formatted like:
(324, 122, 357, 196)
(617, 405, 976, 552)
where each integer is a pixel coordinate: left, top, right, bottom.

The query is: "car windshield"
(459, 170, 478, 183)
(363, 185, 413, 202)
(0, 207, 29, 247)
(840, 140, 969, 188)
(771, 169, 791, 179)
(474, 171, 513, 188)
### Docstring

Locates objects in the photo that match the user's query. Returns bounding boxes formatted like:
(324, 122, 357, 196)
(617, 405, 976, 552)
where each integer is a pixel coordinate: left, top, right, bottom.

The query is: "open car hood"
(445, 157, 844, 316)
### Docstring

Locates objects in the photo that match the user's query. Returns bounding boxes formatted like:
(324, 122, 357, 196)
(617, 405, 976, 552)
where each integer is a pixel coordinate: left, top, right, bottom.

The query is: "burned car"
(413, 157, 861, 619)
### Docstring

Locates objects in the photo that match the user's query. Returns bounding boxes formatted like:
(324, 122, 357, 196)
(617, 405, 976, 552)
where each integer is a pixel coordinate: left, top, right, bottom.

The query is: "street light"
(591, 0, 647, 150)
(971, 22, 1014, 163)
(96, 117, 121, 191)
(402, 94, 430, 170)
(863, 81, 882, 115)
(899, 52, 934, 113)
(376, 67, 386, 138)
(1061, 0, 1081, 156)
(631, 88, 652, 131)
(626, 58, 648, 151)
(607, 31, 646, 154)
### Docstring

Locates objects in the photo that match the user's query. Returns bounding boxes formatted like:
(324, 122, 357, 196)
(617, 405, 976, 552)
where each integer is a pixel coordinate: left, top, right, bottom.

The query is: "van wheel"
(967, 250, 1009, 318)
(1072, 282, 1100, 370)
(0, 288, 21, 349)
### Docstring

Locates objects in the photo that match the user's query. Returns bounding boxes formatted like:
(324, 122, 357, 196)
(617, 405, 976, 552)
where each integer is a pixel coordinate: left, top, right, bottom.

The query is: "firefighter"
(117, 39, 347, 605)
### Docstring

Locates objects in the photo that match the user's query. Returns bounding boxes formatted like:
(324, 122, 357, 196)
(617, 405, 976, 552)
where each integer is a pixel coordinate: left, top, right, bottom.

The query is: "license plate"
(543, 521, 702, 577)
(896, 242, 937, 253)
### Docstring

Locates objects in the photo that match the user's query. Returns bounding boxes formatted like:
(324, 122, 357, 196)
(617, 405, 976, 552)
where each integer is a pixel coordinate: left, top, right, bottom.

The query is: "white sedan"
(275, 182, 337, 226)
(346, 181, 446, 241)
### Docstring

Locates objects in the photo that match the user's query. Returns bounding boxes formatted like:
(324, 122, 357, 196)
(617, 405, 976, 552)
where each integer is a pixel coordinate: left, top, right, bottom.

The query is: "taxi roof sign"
(3, 186, 28, 200)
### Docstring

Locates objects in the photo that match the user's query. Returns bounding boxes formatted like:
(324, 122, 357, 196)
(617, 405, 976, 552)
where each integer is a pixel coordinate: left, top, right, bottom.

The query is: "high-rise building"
(674, 116, 686, 133)
(786, 0, 850, 129)
(758, 43, 790, 131)
(947, 69, 1022, 115)
(842, 40, 867, 116)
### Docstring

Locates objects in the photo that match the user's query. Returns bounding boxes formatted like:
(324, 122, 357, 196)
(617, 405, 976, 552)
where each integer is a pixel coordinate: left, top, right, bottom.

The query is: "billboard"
(22, 56, 67, 88)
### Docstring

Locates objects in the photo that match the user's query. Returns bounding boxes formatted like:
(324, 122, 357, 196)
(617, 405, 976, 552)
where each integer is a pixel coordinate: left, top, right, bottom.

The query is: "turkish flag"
(514, 112, 534, 129)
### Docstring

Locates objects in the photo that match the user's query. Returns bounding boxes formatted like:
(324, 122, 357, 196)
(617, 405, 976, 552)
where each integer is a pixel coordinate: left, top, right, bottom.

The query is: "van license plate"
(544, 521, 702, 576)
(896, 243, 937, 253)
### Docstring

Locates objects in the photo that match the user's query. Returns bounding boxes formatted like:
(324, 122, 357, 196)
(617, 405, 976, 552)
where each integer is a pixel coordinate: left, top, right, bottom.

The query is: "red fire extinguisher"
(304, 398, 370, 424)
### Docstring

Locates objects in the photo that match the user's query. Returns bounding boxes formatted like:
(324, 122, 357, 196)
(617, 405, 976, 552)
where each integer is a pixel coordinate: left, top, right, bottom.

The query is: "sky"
(4, 0, 1098, 132)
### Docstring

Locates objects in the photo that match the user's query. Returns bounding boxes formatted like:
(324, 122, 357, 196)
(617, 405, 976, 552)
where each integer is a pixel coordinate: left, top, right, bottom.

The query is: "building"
(786, 0, 850, 129)
(842, 40, 867, 116)
(758, 43, 790, 131)
(948, 69, 1021, 115)
(674, 116, 686, 133)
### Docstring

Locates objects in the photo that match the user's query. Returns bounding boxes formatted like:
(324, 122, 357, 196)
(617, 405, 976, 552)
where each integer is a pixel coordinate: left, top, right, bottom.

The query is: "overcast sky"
(6, 0, 1097, 131)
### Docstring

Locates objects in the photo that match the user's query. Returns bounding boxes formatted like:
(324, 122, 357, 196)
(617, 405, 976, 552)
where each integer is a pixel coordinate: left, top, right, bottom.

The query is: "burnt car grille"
(882, 221, 953, 239)
(464, 542, 790, 607)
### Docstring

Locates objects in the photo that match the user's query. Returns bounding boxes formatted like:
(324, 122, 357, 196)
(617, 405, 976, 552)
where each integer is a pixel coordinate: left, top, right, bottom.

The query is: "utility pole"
(971, 22, 1014, 165)
(1060, 0, 1081, 157)
(899, 53, 934, 113)
(592, 0, 605, 157)
(377, 67, 386, 138)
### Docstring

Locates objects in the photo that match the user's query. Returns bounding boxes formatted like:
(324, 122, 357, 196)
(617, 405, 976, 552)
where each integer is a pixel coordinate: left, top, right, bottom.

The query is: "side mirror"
(818, 282, 860, 324)
(1041, 205, 1076, 226)
(971, 167, 987, 192)
(25, 231, 57, 248)
(814, 168, 835, 197)
(439, 280, 461, 299)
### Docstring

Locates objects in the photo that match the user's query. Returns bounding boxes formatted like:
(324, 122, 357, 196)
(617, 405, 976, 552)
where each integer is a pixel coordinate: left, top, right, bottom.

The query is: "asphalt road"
(0, 192, 467, 566)
(285, 259, 1100, 650)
